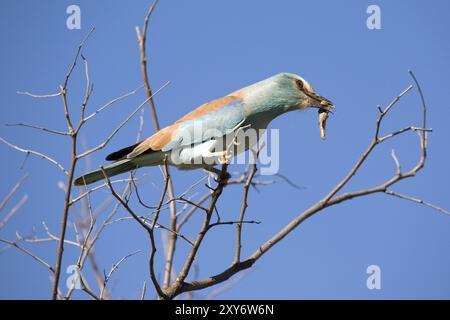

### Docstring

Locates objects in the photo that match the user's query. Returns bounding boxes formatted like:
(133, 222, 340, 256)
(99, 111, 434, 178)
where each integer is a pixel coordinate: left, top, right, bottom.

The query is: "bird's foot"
(204, 150, 233, 165)
(217, 150, 232, 165)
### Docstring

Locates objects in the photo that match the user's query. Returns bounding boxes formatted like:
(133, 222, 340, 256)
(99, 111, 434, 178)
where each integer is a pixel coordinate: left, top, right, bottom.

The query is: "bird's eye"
(296, 79, 304, 90)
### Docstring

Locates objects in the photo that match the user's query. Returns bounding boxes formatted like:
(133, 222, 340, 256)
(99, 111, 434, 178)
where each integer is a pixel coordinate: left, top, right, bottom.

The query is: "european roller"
(74, 73, 334, 185)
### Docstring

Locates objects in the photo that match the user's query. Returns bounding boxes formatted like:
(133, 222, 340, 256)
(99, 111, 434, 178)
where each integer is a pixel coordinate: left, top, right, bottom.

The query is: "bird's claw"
(218, 151, 232, 165)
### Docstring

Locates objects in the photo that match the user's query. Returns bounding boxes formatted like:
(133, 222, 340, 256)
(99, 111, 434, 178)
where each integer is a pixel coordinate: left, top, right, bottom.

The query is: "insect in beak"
(318, 99, 334, 140)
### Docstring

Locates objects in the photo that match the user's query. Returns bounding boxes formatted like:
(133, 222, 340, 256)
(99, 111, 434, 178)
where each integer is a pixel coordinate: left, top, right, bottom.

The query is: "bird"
(74, 73, 334, 186)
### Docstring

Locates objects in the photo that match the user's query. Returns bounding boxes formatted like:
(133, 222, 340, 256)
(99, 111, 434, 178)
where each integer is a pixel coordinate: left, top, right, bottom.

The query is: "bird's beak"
(318, 97, 334, 113)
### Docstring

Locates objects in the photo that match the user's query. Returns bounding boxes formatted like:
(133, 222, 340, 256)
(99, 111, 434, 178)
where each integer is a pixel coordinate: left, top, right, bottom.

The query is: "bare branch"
(83, 86, 143, 122)
(135, 0, 160, 131)
(15, 223, 81, 248)
(135, 0, 178, 290)
(101, 165, 168, 299)
(164, 165, 229, 299)
(234, 148, 260, 264)
(384, 190, 450, 216)
(206, 271, 248, 300)
(391, 149, 401, 176)
(378, 126, 431, 143)
(0, 239, 54, 272)
(0, 195, 28, 231)
(60, 27, 95, 132)
(100, 250, 141, 299)
(140, 281, 147, 300)
(176, 193, 211, 231)
(170, 72, 446, 298)
(51, 133, 78, 300)
(5, 123, 70, 136)
(70, 176, 141, 205)
(0, 137, 68, 175)
(16, 91, 61, 98)
(208, 220, 261, 229)
(79, 54, 92, 120)
(321, 85, 414, 205)
(77, 81, 169, 159)
(0, 174, 28, 212)
(62, 27, 95, 91)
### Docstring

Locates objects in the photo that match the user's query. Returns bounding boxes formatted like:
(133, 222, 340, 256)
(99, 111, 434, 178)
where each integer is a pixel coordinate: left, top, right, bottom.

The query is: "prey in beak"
(293, 76, 334, 140)
(318, 98, 334, 140)
(304, 91, 334, 140)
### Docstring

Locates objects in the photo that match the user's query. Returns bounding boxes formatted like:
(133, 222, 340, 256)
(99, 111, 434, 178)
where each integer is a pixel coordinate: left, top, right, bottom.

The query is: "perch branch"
(168, 72, 446, 297)
(135, 0, 178, 290)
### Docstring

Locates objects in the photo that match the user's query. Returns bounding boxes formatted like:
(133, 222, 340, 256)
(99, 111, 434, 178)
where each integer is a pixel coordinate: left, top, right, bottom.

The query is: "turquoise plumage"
(74, 73, 333, 185)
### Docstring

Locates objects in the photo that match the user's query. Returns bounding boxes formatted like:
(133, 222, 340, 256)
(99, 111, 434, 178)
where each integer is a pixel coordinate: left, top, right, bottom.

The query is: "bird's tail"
(74, 159, 138, 186)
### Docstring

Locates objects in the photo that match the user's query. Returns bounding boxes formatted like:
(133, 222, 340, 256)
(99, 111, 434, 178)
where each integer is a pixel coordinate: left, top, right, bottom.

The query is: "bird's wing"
(125, 95, 246, 159)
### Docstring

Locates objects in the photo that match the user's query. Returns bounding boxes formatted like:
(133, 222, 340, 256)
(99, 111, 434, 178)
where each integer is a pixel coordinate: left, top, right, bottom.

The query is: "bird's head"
(266, 73, 334, 139)
(270, 72, 334, 112)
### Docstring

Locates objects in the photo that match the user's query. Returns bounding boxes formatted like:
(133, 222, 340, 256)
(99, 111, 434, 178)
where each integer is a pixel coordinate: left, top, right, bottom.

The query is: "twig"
(5, 123, 70, 136)
(0, 174, 28, 212)
(51, 28, 95, 300)
(83, 85, 143, 122)
(135, 0, 178, 290)
(101, 165, 168, 299)
(135, 0, 160, 131)
(321, 85, 414, 205)
(164, 164, 229, 299)
(234, 148, 260, 264)
(176, 193, 211, 231)
(0, 239, 54, 272)
(70, 176, 140, 205)
(100, 250, 141, 299)
(16, 91, 61, 98)
(0, 137, 68, 175)
(384, 190, 450, 216)
(80, 55, 92, 119)
(208, 220, 261, 229)
(51, 127, 78, 299)
(140, 281, 147, 300)
(77, 81, 169, 158)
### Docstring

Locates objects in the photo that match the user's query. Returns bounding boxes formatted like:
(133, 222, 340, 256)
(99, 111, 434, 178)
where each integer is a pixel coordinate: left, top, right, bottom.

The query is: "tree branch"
(170, 72, 446, 297)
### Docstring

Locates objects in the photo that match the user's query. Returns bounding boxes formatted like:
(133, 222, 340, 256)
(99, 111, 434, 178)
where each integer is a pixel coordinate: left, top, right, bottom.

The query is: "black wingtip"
(105, 142, 141, 161)
(73, 176, 84, 186)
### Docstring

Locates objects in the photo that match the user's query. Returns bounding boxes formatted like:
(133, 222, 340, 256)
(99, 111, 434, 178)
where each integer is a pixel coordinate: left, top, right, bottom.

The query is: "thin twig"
(234, 148, 260, 264)
(384, 190, 450, 216)
(83, 85, 143, 122)
(101, 165, 168, 299)
(100, 250, 141, 299)
(0, 137, 68, 175)
(51, 28, 95, 300)
(135, 0, 160, 131)
(135, 0, 178, 290)
(164, 165, 229, 299)
(0, 239, 54, 272)
(140, 281, 147, 300)
(0, 174, 28, 212)
(16, 91, 61, 98)
(5, 123, 70, 136)
(77, 81, 169, 158)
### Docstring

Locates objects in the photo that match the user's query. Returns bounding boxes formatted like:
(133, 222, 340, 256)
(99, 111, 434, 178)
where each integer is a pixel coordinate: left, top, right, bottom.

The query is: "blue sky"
(0, 0, 449, 299)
